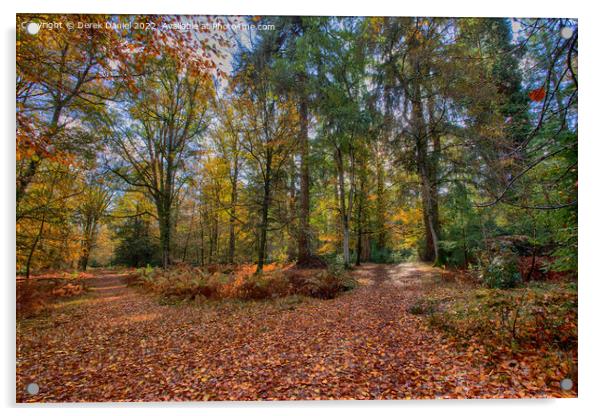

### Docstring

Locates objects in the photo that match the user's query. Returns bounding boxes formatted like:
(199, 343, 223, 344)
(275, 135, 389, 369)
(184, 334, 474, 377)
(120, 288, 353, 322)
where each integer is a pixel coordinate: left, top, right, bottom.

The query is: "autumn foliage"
(17, 274, 88, 318)
(15, 14, 578, 403)
(409, 277, 577, 395)
(128, 263, 356, 303)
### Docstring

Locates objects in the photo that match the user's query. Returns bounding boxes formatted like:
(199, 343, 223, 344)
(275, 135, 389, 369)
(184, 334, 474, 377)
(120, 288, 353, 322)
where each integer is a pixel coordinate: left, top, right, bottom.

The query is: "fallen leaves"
(16, 263, 576, 402)
(418, 280, 577, 398)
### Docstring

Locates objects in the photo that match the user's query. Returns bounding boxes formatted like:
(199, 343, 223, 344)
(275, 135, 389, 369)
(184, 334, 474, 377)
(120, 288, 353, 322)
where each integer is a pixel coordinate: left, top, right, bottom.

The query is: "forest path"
(86, 271, 130, 296)
(17, 262, 503, 402)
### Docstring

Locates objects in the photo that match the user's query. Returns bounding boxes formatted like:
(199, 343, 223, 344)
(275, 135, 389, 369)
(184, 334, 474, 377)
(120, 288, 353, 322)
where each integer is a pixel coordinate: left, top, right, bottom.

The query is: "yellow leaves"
(388, 207, 422, 250)
(367, 17, 385, 35)
(318, 233, 339, 255)
(391, 208, 411, 223)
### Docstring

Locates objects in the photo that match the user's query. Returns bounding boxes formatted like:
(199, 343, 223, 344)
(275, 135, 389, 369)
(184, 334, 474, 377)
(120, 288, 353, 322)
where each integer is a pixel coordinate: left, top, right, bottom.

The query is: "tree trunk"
(335, 147, 352, 268)
(79, 238, 91, 271)
(199, 217, 205, 266)
(79, 249, 90, 271)
(355, 219, 362, 266)
(78, 224, 91, 272)
(25, 214, 46, 279)
(212, 215, 219, 263)
(79, 214, 99, 271)
(287, 158, 297, 261)
(428, 97, 442, 263)
(411, 82, 440, 263)
(355, 162, 366, 266)
(208, 224, 214, 264)
(376, 79, 393, 252)
(361, 233, 371, 262)
(375, 155, 386, 251)
(257, 155, 272, 272)
(342, 217, 350, 267)
(181, 210, 194, 263)
(297, 97, 312, 264)
(228, 178, 238, 264)
(157, 204, 171, 269)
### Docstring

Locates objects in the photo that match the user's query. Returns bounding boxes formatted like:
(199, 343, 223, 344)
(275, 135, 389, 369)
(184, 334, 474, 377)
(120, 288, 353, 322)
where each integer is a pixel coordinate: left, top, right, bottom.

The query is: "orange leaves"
(132, 263, 351, 302)
(528, 86, 546, 102)
(17, 264, 576, 402)
(51, 283, 84, 297)
(423, 280, 577, 398)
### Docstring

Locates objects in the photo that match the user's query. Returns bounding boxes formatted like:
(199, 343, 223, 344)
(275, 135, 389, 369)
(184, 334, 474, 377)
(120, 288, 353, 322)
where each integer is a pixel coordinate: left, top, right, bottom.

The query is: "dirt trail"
(16, 263, 507, 402)
(86, 272, 130, 297)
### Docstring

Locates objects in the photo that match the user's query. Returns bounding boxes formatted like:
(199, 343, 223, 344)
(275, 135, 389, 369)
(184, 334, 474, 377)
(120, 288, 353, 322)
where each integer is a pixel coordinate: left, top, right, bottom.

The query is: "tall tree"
(315, 18, 371, 268)
(235, 48, 299, 271)
(211, 97, 244, 264)
(76, 179, 112, 271)
(108, 57, 212, 268)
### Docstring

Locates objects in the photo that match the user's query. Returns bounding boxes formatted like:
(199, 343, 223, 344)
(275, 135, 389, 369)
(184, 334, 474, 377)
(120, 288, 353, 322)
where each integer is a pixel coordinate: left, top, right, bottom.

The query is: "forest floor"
(16, 262, 575, 402)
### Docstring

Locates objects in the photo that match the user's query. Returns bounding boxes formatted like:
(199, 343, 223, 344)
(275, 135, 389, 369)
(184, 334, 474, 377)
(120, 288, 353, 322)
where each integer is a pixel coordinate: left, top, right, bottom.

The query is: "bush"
(321, 253, 347, 268)
(227, 272, 290, 300)
(129, 264, 224, 301)
(426, 283, 577, 354)
(420, 282, 577, 391)
(288, 267, 356, 299)
(437, 240, 472, 268)
(129, 263, 356, 303)
(483, 254, 522, 289)
(408, 298, 440, 315)
(113, 217, 160, 267)
(370, 246, 415, 264)
(17, 279, 87, 318)
(17, 284, 47, 318)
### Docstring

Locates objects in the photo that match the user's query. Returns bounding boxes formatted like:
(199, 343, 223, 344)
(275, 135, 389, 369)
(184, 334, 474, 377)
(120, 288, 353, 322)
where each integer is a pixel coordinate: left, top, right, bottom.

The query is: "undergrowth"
(17, 277, 88, 319)
(409, 279, 578, 392)
(128, 263, 357, 303)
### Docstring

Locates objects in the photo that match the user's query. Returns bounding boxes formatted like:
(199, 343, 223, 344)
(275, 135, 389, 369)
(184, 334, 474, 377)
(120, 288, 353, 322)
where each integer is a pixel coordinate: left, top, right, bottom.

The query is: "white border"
(3, 1, 599, 415)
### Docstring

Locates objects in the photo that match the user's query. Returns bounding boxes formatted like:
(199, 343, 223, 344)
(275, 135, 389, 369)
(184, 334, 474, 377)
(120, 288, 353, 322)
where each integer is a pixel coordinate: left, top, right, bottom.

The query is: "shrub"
(17, 284, 47, 318)
(17, 279, 86, 318)
(288, 268, 356, 299)
(129, 263, 357, 303)
(129, 264, 221, 301)
(113, 217, 160, 267)
(426, 283, 577, 355)
(483, 254, 522, 289)
(51, 283, 84, 297)
(321, 253, 346, 268)
(227, 272, 286, 300)
(408, 298, 439, 315)
(370, 246, 415, 264)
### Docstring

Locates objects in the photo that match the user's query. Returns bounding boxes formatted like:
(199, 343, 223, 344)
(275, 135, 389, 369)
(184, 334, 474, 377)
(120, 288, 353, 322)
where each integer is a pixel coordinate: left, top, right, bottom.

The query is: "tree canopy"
(16, 15, 577, 279)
